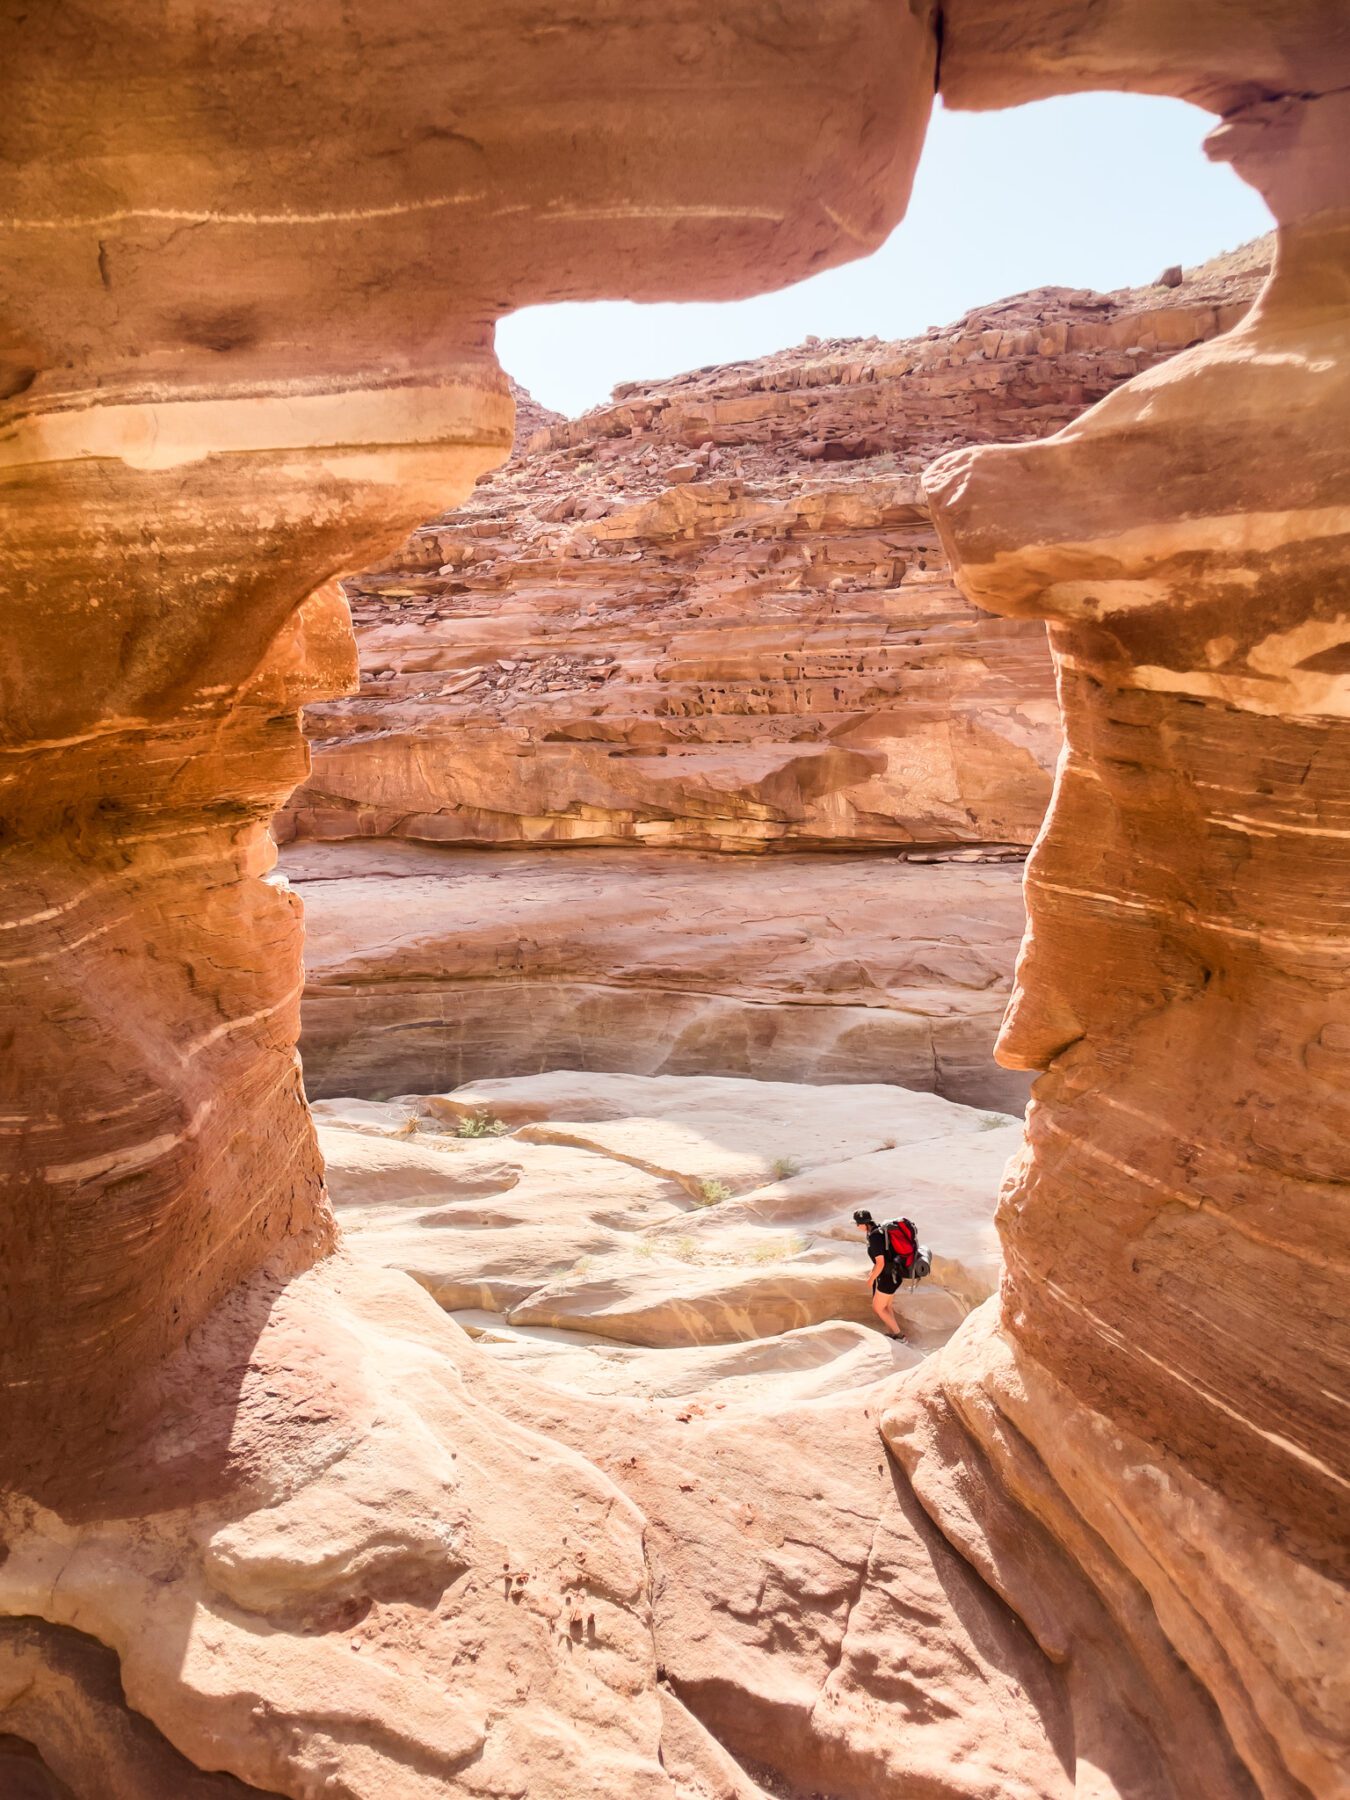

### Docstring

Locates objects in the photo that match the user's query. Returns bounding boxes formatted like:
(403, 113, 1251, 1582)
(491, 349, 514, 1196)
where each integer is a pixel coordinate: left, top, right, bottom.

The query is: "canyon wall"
(286, 250, 1266, 854)
(0, 30, 943, 1794)
(890, 23, 1350, 1800)
(1, 0, 933, 1491)
(284, 246, 1266, 1111)
(2, 3, 1347, 1797)
(288, 841, 1033, 1109)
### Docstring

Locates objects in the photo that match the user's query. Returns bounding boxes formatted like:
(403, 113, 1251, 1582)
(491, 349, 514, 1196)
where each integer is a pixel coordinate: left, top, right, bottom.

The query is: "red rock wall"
(0, 0, 936, 1495)
(889, 58, 1350, 1800)
(286, 255, 1265, 853)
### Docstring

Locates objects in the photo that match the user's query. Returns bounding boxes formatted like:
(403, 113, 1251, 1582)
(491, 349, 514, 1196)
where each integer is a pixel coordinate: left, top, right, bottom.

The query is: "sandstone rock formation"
(0, 1065, 1189, 1799)
(3, 2, 1348, 1796)
(890, 51, 1350, 1800)
(282, 245, 1267, 1112)
(285, 246, 1266, 855)
(288, 839, 1032, 1110)
(0, 1245, 1094, 1800)
(507, 380, 564, 456)
(313, 1071, 1018, 1350)
(0, 0, 933, 1498)
(0, 4, 941, 1789)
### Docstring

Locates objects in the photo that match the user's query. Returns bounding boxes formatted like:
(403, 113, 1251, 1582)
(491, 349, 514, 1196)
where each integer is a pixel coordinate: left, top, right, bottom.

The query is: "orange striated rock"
(0, 6, 961, 1795)
(938, 0, 1350, 112)
(0, 0, 934, 1504)
(3, 2, 1347, 1796)
(285, 246, 1266, 854)
(892, 76, 1350, 1800)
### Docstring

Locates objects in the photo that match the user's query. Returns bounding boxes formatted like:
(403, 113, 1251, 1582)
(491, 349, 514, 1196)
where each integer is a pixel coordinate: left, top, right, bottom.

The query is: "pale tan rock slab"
(288, 841, 1033, 1111)
(319, 1072, 1010, 1353)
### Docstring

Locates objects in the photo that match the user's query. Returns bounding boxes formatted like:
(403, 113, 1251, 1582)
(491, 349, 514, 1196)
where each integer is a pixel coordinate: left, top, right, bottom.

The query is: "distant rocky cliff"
(284, 240, 1267, 854)
(283, 241, 1270, 1111)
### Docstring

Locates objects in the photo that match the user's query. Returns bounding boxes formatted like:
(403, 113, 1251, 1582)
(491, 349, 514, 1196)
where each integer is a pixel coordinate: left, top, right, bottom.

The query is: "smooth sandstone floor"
(314, 1070, 1019, 1359)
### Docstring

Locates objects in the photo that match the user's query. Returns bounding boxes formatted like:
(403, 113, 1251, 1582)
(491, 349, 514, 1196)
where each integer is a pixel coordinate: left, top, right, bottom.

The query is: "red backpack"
(883, 1218, 918, 1269)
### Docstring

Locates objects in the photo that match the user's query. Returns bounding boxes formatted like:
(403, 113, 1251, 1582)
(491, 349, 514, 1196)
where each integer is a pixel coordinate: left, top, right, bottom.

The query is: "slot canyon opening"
(277, 94, 1274, 1122)
(3, 9, 1346, 1797)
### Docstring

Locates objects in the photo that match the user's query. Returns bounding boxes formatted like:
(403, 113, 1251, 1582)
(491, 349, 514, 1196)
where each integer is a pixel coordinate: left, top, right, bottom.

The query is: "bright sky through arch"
(497, 93, 1274, 419)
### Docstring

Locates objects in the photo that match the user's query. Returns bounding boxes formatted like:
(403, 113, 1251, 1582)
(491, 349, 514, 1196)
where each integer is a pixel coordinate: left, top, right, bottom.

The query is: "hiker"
(853, 1208, 914, 1342)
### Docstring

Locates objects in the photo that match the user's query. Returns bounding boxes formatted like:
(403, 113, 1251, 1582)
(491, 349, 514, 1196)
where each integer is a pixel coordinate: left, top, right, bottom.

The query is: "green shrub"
(454, 1110, 509, 1139)
(694, 1177, 732, 1206)
(769, 1156, 801, 1181)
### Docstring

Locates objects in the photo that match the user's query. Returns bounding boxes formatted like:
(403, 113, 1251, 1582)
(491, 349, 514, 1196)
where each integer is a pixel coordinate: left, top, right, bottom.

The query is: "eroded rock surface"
(314, 1071, 1017, 1353)
(283, 245, 1269, 1114)
(4, 1, 1347, 1795)
(0, 0, 934, 1494)
(287, 839, 1032, 1110)
(285, 244, 1267, 855)
(0, 1247, 1086, 1800)
(8, 1066, 1110, 1800)
(893, 77, 1350, 1800)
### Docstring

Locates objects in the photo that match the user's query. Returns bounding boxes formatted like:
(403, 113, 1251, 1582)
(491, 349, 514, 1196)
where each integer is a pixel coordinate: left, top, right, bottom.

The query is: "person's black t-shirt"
(866, 1226, 887, 1262)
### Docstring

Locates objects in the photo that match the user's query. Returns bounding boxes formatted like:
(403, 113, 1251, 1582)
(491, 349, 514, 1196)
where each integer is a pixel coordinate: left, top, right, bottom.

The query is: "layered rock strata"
(0, 0, 933, 1495)
(285, 245, 1266, 853)
(283, 246, 1267, 1112)
(889, 57, 1350, 1800)
(288, 839, 1032, 1111)
(0, 5, 944, 1791)
(3, 3, 1348, 1797)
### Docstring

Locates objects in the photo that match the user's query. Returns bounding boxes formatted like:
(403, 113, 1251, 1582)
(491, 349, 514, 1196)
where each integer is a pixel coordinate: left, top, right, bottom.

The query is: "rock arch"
(1, 3, 1344, 1793)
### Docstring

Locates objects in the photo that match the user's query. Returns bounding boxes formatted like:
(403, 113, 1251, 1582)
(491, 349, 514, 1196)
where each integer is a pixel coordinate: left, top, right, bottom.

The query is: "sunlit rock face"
(0, 3, 958, 1792)
(3, 1, 1347, 1794)
(284, 250, 1264, 854)
(0, 0, 934, 1497)
(314, 1070, 1017, 1349)
(279, 251, 1265, 1118)
(896, 71, 1350, 1800)
(287, 840, 1034, 1111)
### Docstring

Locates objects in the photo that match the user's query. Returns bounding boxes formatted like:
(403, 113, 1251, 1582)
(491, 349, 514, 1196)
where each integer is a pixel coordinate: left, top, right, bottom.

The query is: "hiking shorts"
(873, 1264, 909, 1295)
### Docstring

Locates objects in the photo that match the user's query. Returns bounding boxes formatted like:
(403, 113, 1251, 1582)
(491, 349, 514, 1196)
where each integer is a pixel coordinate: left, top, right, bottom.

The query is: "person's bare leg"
(871, 1286, 906, 1341)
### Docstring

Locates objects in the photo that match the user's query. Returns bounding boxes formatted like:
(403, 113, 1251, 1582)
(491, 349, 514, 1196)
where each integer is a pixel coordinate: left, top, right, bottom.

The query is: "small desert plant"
(694, 1177, 732, 1206)
(769, 1156, 801, 1182)
(674, 1234, 699, 1260)
(750, 1233, 808, 1265)
(453, 1110, 509, 1139)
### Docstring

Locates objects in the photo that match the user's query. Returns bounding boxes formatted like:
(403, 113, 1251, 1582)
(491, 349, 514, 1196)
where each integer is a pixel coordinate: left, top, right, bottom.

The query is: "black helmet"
(852, 1209, 873, 1225)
